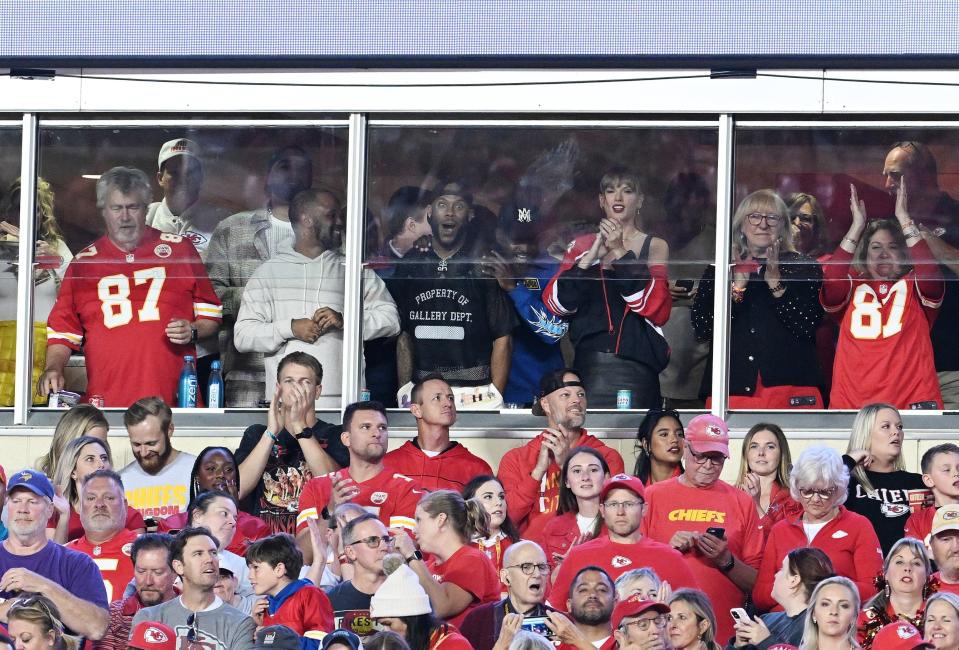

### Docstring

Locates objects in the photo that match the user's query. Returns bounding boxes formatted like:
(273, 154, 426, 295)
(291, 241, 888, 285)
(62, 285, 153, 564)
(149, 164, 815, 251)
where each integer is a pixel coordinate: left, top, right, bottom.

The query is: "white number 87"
(98, 267, 167, 328)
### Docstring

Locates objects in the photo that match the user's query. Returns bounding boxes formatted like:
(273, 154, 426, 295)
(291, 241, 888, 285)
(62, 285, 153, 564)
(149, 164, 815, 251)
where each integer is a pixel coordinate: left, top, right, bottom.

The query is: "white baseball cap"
(157, 138, 201, 170)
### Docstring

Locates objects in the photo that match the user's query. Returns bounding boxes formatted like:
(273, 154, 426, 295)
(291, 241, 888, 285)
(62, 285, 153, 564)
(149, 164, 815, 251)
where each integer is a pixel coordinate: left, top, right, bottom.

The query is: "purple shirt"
(0, 540, 108, 609)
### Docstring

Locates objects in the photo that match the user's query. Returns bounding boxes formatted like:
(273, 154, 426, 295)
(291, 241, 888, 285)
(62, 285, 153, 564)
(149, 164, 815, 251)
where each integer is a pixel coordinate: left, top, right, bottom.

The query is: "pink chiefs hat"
(600, 473, 646, 502)
(872, 623, 932, 650)
(129, 621, 176, 650)
(684, 414, 730, 458)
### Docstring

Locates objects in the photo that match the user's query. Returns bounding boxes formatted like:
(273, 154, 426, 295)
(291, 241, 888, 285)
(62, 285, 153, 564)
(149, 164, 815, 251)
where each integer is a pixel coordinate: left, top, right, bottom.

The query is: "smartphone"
(706, 527, 725, 539)
(521, 617, 553, 638)
(675, 279, 695, 292)
(730, 608, 749, 623)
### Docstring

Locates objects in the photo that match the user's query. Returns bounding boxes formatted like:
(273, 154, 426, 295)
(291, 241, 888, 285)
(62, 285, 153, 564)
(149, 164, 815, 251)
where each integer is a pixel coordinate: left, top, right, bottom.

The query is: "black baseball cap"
(532, 368, 584, 416)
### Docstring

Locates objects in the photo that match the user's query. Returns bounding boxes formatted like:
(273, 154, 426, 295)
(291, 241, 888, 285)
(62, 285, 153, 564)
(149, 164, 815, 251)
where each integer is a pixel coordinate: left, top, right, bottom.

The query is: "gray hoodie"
(234, 245, 399, 406)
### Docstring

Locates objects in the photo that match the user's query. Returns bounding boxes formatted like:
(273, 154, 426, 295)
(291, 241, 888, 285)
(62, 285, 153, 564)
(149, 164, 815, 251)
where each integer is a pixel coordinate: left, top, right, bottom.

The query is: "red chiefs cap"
(129, 621, 176, 650)
(684, 414, 730, 458)
(612, 596, 670, 630)
(872, 622, 933, 650)
(600, 473, 646, 502)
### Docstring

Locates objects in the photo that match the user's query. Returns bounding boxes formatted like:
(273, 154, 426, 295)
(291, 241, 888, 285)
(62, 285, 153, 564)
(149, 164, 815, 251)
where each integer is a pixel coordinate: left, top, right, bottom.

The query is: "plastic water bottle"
(208, 360, 224, 408)
(178, 356, 198, 408)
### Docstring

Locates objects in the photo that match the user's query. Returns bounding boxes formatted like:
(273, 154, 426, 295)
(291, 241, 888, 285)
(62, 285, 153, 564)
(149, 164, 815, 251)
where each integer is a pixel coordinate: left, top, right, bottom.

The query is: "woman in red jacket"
(752, 445, 882, 612)
(538, 446, 610, 574)
(463, 475, 521, 577)
(733, 423, 801, 538)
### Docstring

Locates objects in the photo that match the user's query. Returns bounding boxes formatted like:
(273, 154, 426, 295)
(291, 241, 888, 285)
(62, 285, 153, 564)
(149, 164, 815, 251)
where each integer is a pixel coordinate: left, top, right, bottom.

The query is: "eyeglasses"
(746, 212, 782, 226)
(603, 500, 644, 511)
(187, 612, 200, 643)
(505, 562, 551, 575)
(348, 535, 394, 549)
(798, 487, 838, 501)
(688, 449, 725, 467)
(622, 615, 670, 631)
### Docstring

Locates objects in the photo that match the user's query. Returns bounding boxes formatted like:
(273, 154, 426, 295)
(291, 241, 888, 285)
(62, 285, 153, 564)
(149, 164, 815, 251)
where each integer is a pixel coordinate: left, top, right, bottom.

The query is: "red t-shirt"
(383, 440, 493, 491)
(427, 545, 500, 629)
(65, 528, 138, 602)
(822, 243, 943, 410)
(548, 536, 699, 612)
(752, 506, 882, 612)
(296, 468, 422, 533)
(263, 581, 335, 639)
(48, 505, 145, 542)
(498, 430, 624, 540)
(904, 505, 941, 544)
(158, 510, 270, 555)
(934, 573, 959, 596)
(430, 624, 474, 650)
(642, 477, 763, 641)
(46, 228, 222, 407)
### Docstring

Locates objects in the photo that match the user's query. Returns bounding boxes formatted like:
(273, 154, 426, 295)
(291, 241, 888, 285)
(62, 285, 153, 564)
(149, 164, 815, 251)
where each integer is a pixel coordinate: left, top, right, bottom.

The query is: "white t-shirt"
(119, 450, 196, 520)
(803, 520, 830, 543)
(576, 513, 598, 535)
(266, 216, 294, 257)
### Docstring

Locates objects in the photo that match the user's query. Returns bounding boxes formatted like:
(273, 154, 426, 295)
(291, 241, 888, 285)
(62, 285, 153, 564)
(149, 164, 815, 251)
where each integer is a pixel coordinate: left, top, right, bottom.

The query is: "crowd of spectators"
(0, 368, 952, 649)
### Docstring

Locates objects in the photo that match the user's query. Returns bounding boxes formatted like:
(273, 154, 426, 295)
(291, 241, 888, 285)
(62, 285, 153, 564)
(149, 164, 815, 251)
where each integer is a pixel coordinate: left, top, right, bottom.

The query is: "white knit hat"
(370, 564, 432, 618)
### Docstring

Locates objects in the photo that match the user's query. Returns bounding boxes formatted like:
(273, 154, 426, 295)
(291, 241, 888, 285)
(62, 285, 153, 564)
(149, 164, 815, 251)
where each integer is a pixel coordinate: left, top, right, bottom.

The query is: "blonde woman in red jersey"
(822, 180, 944, 410)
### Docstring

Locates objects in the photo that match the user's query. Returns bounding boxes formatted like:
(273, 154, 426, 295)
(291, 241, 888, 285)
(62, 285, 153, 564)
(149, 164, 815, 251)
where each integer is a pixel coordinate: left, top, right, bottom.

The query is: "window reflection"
(36, 127, 348, 408)
(0, 129, 32, 407)
(366, 127, 718, 410)
(734, 130, 959, 410)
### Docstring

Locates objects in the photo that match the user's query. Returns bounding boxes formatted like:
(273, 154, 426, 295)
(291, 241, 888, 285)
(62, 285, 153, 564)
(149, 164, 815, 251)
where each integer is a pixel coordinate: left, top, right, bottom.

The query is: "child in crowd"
(247, 533, 335, 649)
(905, 443, 959, 543)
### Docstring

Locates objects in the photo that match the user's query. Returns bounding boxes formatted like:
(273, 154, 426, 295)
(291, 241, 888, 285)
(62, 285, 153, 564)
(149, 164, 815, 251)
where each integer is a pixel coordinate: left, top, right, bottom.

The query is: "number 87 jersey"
(47, 228, 222, 407)
(824, 244, 944, 410)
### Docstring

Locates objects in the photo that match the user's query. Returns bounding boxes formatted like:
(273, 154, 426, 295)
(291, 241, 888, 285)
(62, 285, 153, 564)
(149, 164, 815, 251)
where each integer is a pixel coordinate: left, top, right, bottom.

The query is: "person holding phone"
(822, 181, 944, 410)
(460, 541, 556, 650)
(642, 415, 763, 642)
(692, 189, 824, 409)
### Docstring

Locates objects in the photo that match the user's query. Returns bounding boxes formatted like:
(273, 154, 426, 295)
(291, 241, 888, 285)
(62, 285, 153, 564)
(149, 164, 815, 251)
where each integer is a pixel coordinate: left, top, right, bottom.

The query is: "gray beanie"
(370, 564, 432, 618)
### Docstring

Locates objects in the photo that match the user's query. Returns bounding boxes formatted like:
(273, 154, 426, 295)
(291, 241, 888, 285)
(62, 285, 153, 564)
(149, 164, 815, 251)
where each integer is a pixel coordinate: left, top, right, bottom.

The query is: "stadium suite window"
(0, 127, 25, 409)
(362, 126, 718, 411)
(32, 126, 348, 410)
(728, 129, 959, 412)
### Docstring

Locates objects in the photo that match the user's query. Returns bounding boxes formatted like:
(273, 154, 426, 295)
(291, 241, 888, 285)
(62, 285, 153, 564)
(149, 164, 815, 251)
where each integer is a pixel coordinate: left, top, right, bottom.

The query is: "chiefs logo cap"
(129, 621, 176, 650)
(684, 415, 730, 458)
(932, 504, 959, 538)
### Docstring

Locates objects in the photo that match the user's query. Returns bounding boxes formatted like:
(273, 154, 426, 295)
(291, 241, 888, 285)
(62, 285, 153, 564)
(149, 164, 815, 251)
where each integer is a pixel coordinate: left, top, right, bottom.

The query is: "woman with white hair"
(799, 576, 860, 650)
(752, 446, 882, 612)
(692, 189, 824, 408)
(845, 403, 930, 555)
(923, 592, 959, 650)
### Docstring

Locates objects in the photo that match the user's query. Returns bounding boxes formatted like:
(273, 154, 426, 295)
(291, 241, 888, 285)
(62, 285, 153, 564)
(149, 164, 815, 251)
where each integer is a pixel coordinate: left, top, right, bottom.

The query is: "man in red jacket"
(498, 369, 624, 538)
(384, 373, 493, 490)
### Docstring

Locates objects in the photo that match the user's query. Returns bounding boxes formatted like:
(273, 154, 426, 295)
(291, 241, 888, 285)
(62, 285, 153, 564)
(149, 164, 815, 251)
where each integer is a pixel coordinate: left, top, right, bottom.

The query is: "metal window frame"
(8, 112, 959, 434)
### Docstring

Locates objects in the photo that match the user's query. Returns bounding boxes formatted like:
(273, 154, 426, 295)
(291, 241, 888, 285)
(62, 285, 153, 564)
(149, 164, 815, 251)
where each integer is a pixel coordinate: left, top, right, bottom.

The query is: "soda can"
(88, 394, 105, 408)
(359, 388, 371, 401)
(616, 390, 632, 410)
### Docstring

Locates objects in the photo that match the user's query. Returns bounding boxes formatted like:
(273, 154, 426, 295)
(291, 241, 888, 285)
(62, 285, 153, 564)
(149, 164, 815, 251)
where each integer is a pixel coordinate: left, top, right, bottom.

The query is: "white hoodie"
(234, 245, 399, 406)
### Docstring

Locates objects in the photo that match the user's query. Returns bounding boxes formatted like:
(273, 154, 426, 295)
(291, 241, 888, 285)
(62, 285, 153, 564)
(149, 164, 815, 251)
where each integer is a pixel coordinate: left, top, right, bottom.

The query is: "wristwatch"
(405, 550, 424, 564)
(190, 325, 198, 342)
(295, 428, 313, 440)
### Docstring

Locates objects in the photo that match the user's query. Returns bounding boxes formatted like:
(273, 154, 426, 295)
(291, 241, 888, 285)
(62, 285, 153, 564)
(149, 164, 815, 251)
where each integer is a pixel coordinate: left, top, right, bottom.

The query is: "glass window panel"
(731, 128, 959, 411)
(36, 125, 348, 410)
(0, 126, 24, 409)
(364, 126, 718, 411)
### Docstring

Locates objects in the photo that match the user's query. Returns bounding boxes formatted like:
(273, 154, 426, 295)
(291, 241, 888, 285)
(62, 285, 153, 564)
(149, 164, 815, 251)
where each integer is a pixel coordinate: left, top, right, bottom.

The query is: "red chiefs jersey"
(823, 244, 943, 410)
(66, 528, 138, 602)
(46, 228, 222, 407)
(296, 467, 422, 533)
(427, 545, 500, 629)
